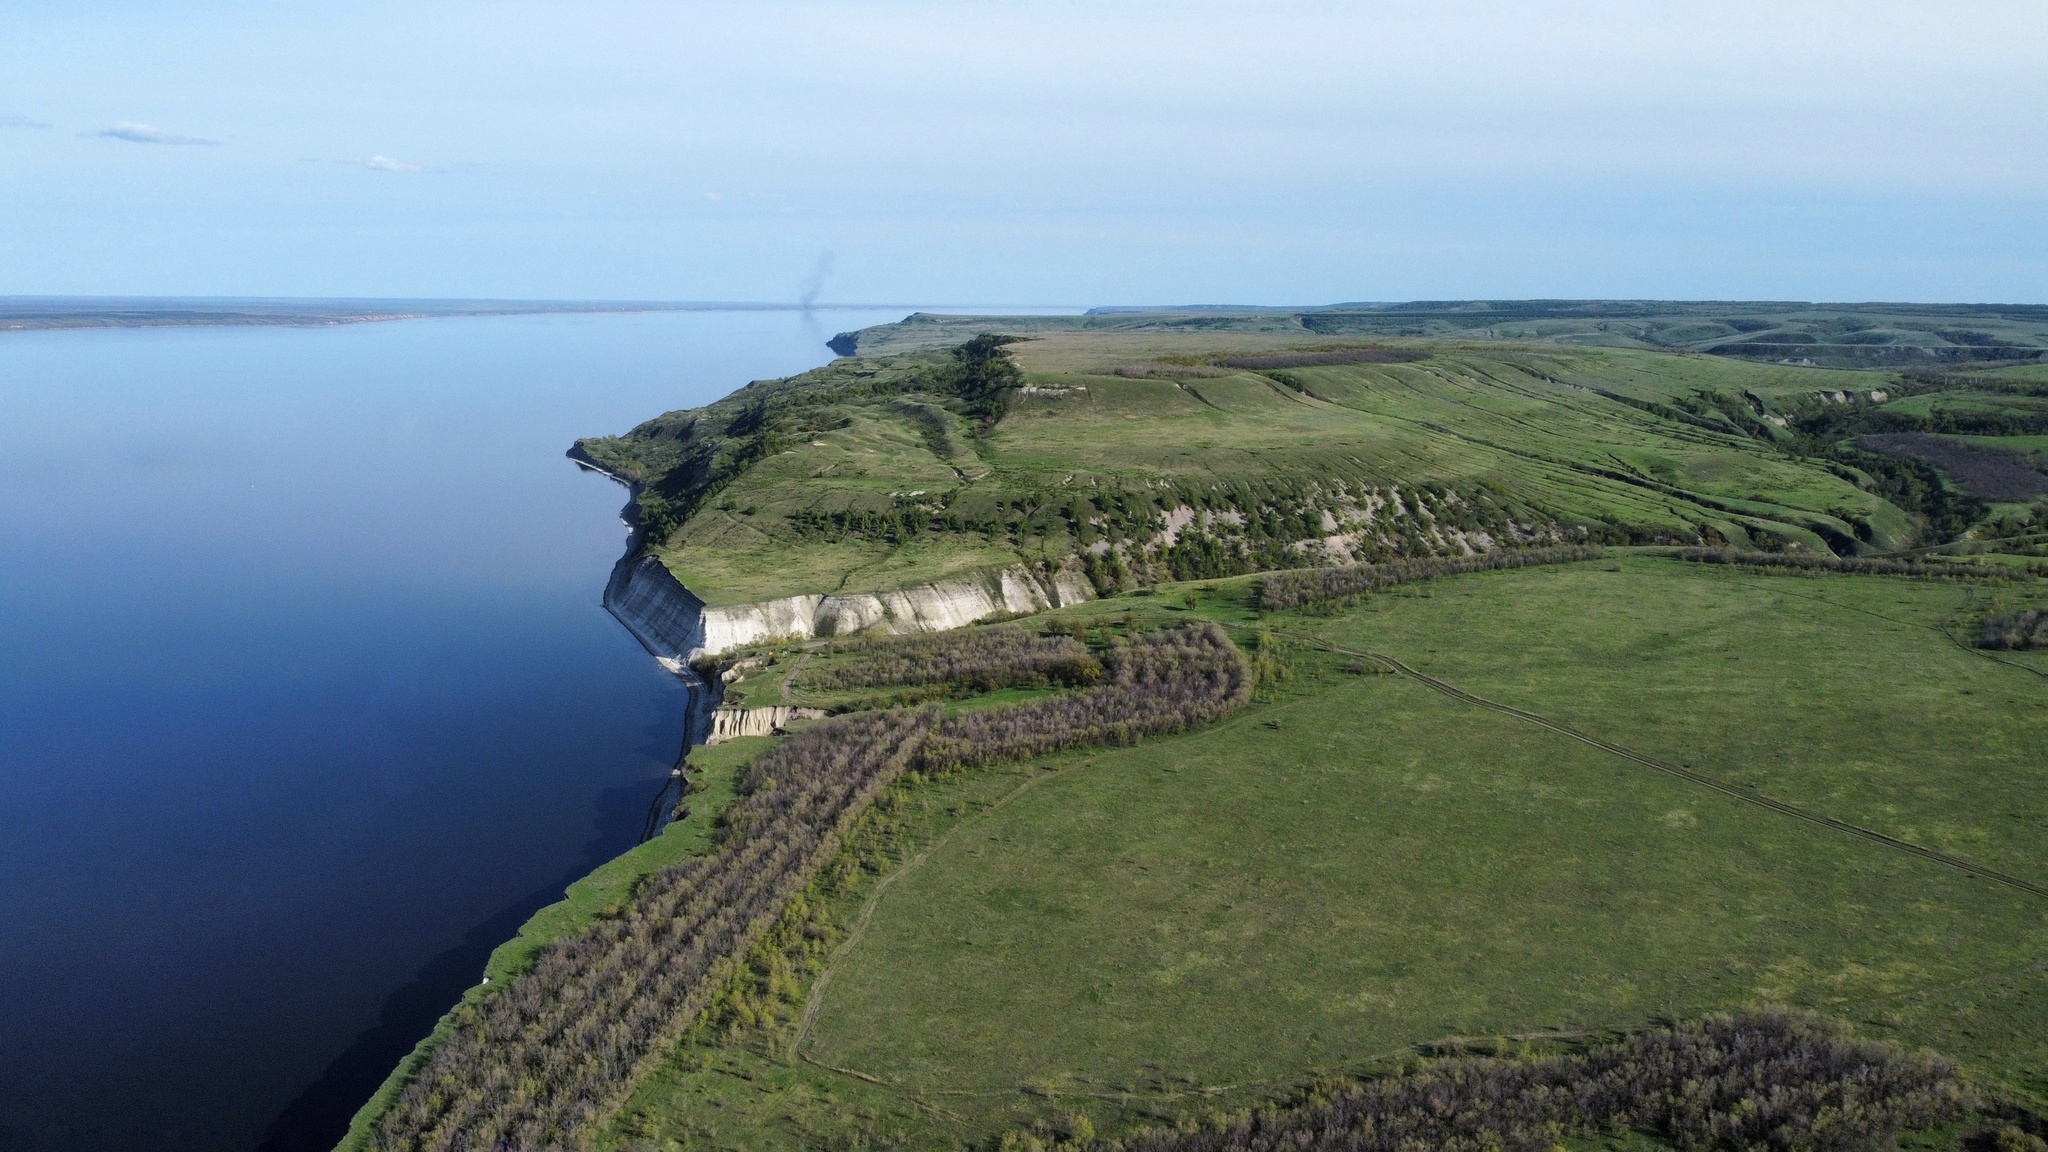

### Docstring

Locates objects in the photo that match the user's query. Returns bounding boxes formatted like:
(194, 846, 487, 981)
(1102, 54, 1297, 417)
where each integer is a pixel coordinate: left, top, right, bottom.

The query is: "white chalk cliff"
(608, 553, 1093, 664)
(705, 705, 829, 745)
(603, 546, 1093, 741)
(694, 563, 1094, 659)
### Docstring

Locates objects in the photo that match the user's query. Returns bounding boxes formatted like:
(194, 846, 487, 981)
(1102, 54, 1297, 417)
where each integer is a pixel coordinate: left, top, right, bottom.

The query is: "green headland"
(350, 301, 2048, 1152)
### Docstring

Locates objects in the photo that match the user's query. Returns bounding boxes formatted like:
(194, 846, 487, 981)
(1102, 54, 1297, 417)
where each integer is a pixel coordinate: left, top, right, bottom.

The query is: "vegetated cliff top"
(574, 307, 2048, 607)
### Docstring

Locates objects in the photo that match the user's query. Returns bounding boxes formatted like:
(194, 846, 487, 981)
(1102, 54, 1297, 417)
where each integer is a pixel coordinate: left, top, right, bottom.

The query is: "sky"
(2, 1, 2046, 305)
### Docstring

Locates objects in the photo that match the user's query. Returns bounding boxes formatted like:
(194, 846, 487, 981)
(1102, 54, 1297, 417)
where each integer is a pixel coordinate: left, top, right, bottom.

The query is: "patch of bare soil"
(1856, 432, 2048, 501)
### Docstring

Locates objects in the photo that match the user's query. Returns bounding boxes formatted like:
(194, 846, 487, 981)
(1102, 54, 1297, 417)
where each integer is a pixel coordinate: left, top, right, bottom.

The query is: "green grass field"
(582, 314, 2016, 607)
(589, 557, 2048, 1151)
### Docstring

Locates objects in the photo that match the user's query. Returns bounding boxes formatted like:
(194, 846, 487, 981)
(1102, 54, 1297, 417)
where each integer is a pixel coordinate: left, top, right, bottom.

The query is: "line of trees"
(1257, 546, 1606, 611)
(1100, 1010, 1965, 1152)
(371, 708, 937, 1151)
(373, 624, 1254, 1151)
(803, 624, 1101, 693)
(922, 624, 1252, 770)
(1672, 547, 2048, 581)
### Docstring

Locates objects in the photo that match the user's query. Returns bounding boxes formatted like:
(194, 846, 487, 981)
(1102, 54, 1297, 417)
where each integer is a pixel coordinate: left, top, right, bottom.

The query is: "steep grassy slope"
(598, 557, 2048, 1151)
(573, 319, 2001, 607)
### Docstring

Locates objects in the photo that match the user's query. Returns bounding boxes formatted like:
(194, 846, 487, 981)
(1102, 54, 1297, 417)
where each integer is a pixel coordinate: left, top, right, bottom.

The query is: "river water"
(0, 307, 948, 1152)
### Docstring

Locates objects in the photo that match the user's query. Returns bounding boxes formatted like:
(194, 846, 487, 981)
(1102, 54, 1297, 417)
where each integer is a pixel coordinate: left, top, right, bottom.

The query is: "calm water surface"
(0, 309, 926, 1152)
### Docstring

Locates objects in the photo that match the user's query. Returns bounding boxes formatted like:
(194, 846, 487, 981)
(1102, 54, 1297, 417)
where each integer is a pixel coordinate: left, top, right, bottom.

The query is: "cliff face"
(602, 550, 721, 744)
(603, 546, 1094, 743)
(696, 564, 1093, 657)
(605, 551, 707, 671)
(705, 705, 829, 745)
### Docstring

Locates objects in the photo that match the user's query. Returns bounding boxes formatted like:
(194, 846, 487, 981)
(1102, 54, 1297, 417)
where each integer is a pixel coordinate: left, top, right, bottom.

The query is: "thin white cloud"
(339, 155, 475, 174)
(1, 115, 50, 129)
(91, 121, 218, 146)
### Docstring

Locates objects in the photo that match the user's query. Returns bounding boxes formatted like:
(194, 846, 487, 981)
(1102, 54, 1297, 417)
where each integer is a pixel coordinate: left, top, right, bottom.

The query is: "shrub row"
(922, 624, 1252, 770)
(372, 708, 938, 1152)
(373, 624, 1253, 1151)
(803, 624, 1100, 693)
(1103, 1010, 1965, 1152)
(1256, 546, 1606, 611)
(1673, 547, 2048, 581)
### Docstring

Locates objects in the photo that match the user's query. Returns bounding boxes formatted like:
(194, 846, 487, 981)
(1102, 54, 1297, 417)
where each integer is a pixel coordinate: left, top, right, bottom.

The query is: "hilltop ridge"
(576, 304, 2047, 611)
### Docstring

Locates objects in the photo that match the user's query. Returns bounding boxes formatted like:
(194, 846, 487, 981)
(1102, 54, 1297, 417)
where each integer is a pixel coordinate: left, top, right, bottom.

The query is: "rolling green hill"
(349, 306, 2048, 1152)
(576, 309, 2047, 609)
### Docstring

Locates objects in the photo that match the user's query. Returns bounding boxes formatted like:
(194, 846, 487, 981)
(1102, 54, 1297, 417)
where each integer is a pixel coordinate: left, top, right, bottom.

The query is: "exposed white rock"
(1154, 505, 1197, 548)
(603, 551, 719, 743)
(706, 706, 829, 745)
(603, 548, 1094, 739)
(695, 563, 1093, 659)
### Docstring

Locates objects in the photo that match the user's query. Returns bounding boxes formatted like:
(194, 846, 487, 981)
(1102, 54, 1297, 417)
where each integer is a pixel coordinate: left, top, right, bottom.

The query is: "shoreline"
(332, 457, 725, 1152)
(336, 434, 1091, 1150)
(567, 447, 725, 748)
(0, 298, 932, 334)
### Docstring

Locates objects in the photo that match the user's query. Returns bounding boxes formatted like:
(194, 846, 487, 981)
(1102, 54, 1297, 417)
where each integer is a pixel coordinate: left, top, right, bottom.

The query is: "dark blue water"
(0, 309, 922, 1152)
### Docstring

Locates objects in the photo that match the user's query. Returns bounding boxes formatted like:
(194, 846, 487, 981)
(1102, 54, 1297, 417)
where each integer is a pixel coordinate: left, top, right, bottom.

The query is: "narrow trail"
(1943, 586, 2048, 682)
(1729, 577, 2048, 683)
(788, 757, 1091, 1063)
(785, 720, 1268, 1104)
(779, 651, 814, 699)
(1290, 634, 2048, 901)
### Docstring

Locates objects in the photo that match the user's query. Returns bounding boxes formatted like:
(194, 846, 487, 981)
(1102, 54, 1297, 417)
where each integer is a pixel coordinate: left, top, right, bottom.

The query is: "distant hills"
(846, 300, 2048, 369)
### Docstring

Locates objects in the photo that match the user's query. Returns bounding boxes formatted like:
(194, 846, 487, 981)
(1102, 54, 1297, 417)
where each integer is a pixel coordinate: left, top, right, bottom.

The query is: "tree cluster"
(943, 333, 1025, 430)
(1257, 546, 1605, 612)
(1982, 608, 2048, 650)
(1103, 1010, 1966, 1152)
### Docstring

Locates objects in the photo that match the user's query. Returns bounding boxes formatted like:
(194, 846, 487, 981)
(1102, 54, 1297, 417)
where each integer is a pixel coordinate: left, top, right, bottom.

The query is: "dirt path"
(788, 758, 1088, 1062)
(778, 651, 813, 700)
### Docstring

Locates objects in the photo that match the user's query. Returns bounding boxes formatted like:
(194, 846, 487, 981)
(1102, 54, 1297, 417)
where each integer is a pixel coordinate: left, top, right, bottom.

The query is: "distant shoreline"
(0, 297, 929, 332)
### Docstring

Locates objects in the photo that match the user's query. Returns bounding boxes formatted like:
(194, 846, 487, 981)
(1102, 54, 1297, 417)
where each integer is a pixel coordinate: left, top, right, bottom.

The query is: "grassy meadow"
(592, 556, 2048, 1150)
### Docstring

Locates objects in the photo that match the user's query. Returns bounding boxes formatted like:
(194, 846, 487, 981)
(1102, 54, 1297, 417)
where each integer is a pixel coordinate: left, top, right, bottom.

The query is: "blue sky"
(3, 1, 2045, 304)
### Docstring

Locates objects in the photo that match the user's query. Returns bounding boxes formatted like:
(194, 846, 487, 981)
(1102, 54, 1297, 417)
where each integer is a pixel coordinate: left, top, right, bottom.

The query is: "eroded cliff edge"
(586, 454, 1094, 753)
